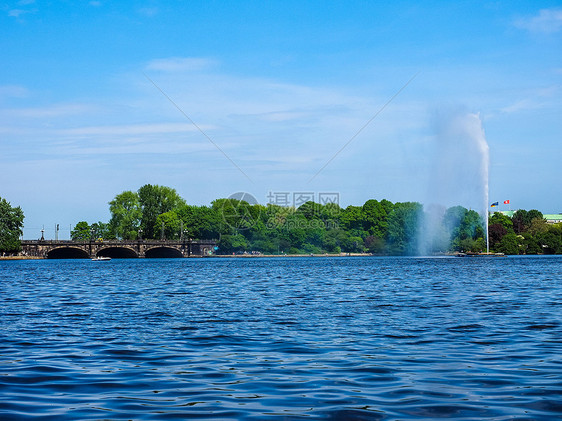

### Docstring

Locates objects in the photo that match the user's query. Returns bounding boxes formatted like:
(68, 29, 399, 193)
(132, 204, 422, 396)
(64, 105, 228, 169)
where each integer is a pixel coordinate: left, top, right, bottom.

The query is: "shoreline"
(211, 253, 373, 258)
(0, 256, 44, 260)
(1, 253, 373, 260)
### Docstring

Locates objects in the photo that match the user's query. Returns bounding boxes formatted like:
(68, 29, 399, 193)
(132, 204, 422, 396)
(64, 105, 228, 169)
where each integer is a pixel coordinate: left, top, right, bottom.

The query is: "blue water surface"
(1, 256, 562, 420)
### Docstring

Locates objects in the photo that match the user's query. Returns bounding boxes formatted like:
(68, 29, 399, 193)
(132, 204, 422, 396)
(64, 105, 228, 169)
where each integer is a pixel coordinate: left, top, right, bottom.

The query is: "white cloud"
(0, 85, 29, 99)
(499, 85, 560, 114)
(6, 0, 36, 18)
(59, 122, 204, 136)
(2, 56, 428, 221)
(8, 9, 27, 17)
(138, 6, 158, 17)
(0, 103, 94, 119)
(500, 98, 542, 114)
(515, 8, 562, 33)
(136, 61, 424, 181)
(146, 57, 217, 73)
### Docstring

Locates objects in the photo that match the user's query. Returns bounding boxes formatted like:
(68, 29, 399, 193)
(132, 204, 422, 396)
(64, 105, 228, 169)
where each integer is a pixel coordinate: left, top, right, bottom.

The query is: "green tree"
(340, 205, 365, 236)
(460, 210, 485, 240)
(319, 202, 341, 221)
(364, 235, 385, 254)
(297, 201, 320, 220)
(91, 222, 111, 240)
(138, 184, 186, 239)
(537, 224, 562, 254)
(212, 198, 260, 234)
(528, 217, 548, 236)
(176, 205, 220, 239)
(489, 212, 514, 232)
(0, 197, 24, 254)
(444, 207, 485, 252)
(443, 205, 468, 246)
(497, 233, 520, 255)
(322, 228, 348, 253)
(341, 235, 365, 253)
(108, 190, 142, 240)
(154, 211, 181, 240)
(386, 202, 422, 255)
(521, 232, 542, 255)
(71, 221, 91, 240)
(512, 209, 543, 234)
(488, 223, 507, 250)
(217, 233, 248, 254)
(362, 199, 392, 238)
(72, 221, 111, 240)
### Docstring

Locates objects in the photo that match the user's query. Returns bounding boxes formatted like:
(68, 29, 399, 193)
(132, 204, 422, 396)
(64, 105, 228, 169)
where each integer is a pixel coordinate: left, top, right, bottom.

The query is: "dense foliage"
(488, 209, 562, 255)
(0, 196, 24, 254)
(71, 185, 562, 255)
(71, 221, 111, 241)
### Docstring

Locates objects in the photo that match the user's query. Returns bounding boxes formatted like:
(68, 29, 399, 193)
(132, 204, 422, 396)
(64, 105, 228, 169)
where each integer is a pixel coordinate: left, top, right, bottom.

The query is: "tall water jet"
(420, 108, 489, 254)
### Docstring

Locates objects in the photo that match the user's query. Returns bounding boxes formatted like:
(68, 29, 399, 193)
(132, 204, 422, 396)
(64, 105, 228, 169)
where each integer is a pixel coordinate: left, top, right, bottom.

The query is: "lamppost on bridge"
(89, 228, 94, 257)
(137, 228, 143, 256)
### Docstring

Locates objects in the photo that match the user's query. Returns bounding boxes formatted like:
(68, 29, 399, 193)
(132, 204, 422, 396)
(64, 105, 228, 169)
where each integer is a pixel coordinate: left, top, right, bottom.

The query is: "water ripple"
(1, 256, 562, 419)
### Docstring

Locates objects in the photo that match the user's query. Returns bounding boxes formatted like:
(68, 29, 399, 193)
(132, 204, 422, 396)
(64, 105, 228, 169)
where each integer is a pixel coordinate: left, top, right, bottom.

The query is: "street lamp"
(89, 228, 95, 257)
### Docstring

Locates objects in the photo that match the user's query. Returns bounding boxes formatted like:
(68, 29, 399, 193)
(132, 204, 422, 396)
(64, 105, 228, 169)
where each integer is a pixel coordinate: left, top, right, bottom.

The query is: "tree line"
(2, 189, 560, 256)
(488, 209, 562, 255)
(69, 185, 562, 255)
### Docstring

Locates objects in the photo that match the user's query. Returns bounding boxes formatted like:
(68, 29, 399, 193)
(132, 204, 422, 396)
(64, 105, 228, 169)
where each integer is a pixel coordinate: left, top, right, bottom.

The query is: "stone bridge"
(20, 239, 217, 259)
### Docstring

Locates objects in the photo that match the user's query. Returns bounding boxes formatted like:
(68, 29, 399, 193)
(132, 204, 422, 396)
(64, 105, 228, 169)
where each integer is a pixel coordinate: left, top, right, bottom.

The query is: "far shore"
(212, 253, 373, 258)
(1, 253, 373, 260)
(0, 255, 44, 260)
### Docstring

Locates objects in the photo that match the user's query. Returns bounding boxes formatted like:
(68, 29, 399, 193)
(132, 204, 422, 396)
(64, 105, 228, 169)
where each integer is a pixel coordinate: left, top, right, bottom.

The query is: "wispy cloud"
(0, 85, 29, 100)
(138, 6, 158, 17)
(6, 0, 36, 18)
(499, 85, 560, 114)
(500, 98, 543, 114)
(8, 9, 27, 17)
(1, 56, 425, 203)
(140, 58, 421, 176)
(146, 57, 217, 73)
(59, 122, 205, 136)
(1, 103, 94, 119)
(515, 8, 562, 33)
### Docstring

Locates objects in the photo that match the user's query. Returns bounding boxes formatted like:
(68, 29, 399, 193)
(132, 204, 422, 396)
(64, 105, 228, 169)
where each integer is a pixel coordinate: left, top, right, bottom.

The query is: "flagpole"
(488, 201, 500, 254)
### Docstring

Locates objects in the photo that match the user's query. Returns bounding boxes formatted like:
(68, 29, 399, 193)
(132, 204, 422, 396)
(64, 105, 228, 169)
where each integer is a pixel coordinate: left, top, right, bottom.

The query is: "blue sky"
(1, 1, 561, 239)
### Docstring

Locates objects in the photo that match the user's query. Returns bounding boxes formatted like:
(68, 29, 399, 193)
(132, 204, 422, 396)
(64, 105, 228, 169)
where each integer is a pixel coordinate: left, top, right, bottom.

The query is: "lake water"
(1, 256, 562, 420)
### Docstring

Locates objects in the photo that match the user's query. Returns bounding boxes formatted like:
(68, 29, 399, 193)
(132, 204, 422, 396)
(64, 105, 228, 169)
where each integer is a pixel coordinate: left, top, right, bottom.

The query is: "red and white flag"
(504, 200, 510, 204)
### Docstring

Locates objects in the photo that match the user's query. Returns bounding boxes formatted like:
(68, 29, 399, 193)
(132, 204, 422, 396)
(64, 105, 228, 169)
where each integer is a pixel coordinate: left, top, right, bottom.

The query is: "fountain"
(420, 108, 490, 255)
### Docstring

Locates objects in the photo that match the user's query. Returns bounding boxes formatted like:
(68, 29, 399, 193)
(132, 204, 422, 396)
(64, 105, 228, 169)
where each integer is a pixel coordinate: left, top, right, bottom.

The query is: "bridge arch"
(97, 247, 138, 258)
(145, 246, 183, 258)
(47, 247, 89, 259)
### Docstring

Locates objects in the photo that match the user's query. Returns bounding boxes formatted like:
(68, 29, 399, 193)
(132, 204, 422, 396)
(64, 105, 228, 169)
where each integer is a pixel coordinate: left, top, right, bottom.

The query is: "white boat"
(92, 256, 111, 261)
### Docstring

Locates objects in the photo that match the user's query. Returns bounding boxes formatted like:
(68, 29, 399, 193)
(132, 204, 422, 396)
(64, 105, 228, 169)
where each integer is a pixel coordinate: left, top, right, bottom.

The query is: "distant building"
(499, 210, 515, 218)
(544, 214, 562, 224)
